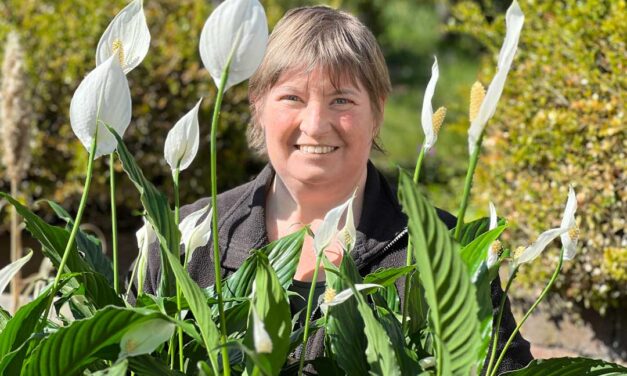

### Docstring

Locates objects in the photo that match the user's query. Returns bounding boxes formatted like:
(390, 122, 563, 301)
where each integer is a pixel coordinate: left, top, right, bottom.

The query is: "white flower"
(513, 186, 578, 266)
(96, 0, 151, 74)
(135, 218, 156, 293)
(164, 98, 202, 173)
(313, 194, 355, 256)
(337, 191, 357, 253)
(320, 284, 381, 314)
(421, 56, 440, 152)
(179, 205, 212, 262)
(560, 186, 578, 260)
(118, 319, 174, 359)
(251, 307, 273, 353)
(468, 0, 524, 155)
(486, 202, 499, 268)
(70, 55, 132, 158)
(0, 250, 32, 295)
(199, 0, 268, 91)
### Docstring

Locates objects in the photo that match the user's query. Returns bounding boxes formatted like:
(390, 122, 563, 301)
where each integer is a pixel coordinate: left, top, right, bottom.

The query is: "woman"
(140, 5, 533, 373)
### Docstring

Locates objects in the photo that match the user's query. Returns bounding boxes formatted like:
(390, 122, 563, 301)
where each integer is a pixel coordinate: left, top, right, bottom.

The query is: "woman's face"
(256, 67, 378, 190)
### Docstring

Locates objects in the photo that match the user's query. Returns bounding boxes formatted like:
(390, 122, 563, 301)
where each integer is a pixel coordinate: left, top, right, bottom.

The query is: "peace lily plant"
(0, 0, 625, 375)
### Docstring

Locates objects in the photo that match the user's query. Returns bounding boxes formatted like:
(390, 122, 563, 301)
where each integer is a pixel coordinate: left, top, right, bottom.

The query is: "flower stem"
(173, 168, 185, 372)
(453, 133, 484, 241)
(298, 254, 323, 375)
(109, 153, 119, 294)
(53, 132, 98, 289)
(401, 146, 426, 331)
(42, 132, 98, 331)
(488, 249, 565, 376)
(210, 69, 231, 376)
(485, 265, 519, 376)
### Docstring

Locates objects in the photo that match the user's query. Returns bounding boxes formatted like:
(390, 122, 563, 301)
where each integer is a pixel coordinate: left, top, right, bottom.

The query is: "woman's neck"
(265, 167, 367, 239)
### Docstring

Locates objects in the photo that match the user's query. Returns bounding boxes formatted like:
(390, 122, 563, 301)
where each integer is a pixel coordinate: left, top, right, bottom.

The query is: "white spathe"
(135, 218, 156, 293)
(514, 185, 578, 266)
(337, 190, 357, 253)
(468, 0, 524, 155)
(96, 0, 151, 74)
(560, 185, 578, 260)
(179, 205, 212, 262)
(514, 227, 568, 266)
(421, 56, 440, 152)
(70, 55, 132, 159)
(320, 284, 382, 314)
(487, 202, 499, 268)
(164, 98, 203, 172)
(313, 194, 355, 256)
(199, 0, 268, 91)
(251, 307, 273, 353)
(0, 250, 32, 295)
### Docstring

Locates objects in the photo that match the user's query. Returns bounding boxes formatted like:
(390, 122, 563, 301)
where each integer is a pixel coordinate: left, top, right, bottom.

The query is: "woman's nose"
(299, 101, 331, 136)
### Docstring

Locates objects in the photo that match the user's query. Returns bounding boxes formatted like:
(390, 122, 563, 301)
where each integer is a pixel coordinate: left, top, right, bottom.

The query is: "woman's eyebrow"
(328, 88, 359, 96)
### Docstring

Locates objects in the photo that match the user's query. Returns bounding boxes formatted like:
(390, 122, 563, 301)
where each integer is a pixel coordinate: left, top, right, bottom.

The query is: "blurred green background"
(0, 0, 625, 361)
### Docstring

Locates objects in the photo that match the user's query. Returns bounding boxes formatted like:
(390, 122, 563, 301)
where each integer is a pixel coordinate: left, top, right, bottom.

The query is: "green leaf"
(107, 126, 179, 297)
(459, 225, 506, 374)
(453, 217, 506, 247)
(22, 306, 176, 376)
(501, 357, 627, 375)
(353, 287, 401, 375)
(324, 253, 369, 376)
(0, 307, 10, 332)
(244, 253, 291, 376)
(206, 228, 306, 310)
(43, 199, 114, 285)
(0, 284, 61, 374)
(376, 306, 421, 375)
(459, 225, 507, 280)
(118, 318, 175, 360)
(405, 271, 428, 340)
(0, 193, 122, 309)
(160, 242, 221, 374)
(398, 172, 481, 375)
(363, 266, 414, 287)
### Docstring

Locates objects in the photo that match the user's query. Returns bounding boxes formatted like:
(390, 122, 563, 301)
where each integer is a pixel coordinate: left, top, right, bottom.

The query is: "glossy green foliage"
(502, 357, 627, 376)
(399, 172, 480, 375)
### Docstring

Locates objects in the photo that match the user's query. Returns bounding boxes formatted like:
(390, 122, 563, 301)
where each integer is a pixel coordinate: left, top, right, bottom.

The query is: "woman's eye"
(282, 95, 300, 101)
(333, 98, 351, 105)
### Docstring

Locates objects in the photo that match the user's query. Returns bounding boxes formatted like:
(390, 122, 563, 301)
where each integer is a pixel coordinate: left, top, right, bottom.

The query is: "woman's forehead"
(272, 65, 363, 92)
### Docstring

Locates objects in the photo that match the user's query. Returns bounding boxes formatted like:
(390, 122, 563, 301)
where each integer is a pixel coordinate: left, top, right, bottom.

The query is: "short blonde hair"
(247, 6, 391, 154)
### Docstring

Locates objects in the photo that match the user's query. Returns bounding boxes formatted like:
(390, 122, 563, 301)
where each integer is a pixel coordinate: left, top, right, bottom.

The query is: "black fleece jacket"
(137, 162, 533, 374)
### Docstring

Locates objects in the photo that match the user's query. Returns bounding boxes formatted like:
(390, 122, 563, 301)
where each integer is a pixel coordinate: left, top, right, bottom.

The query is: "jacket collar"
(217, 162, 407, 272)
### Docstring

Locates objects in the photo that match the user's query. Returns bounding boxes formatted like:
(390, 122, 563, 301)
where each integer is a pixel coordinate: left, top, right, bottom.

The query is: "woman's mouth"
(296, 145, 338, 154)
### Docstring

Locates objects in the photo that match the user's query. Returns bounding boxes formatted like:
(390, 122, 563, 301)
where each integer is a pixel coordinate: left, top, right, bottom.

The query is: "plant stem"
(488, 249, 565, 376)
(412, 147, 426, 183)
(298, 254, 323, 375)
(453, 133, 484, 241)
(173, 168, 185, 372)
(401, 146, 426, 331)
(10, 177, 20, 312)
(42, 133, 98, 331)
(109, 153, 119, 294)
(53, 133, 98, 289)
(485, 265, 519, 376)
(210, 68, 231, 376)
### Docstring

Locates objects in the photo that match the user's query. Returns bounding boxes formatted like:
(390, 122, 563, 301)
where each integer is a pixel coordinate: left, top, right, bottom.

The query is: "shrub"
(448, 0, 626, 314)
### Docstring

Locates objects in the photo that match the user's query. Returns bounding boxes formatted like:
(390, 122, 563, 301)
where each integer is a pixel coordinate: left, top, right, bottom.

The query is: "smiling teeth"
(299, 145, 335, 154)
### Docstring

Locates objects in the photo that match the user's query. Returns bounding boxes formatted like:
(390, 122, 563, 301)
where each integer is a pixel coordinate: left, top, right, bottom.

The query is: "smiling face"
(255, 67, 377, 190)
